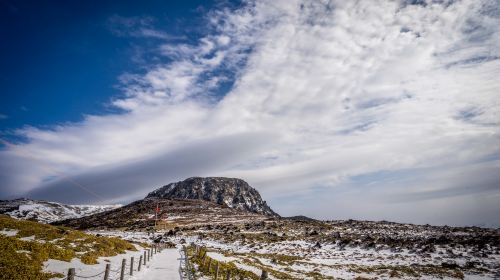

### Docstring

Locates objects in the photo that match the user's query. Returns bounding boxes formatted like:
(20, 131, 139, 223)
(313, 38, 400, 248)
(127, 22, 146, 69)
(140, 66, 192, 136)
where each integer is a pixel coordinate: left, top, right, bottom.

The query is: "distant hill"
(0, 198, 121, 223)
(284, 215, 318, 222)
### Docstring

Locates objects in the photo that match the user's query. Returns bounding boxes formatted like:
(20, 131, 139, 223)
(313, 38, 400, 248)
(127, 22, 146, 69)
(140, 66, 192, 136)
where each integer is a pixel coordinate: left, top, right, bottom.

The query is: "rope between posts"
(74, 270, 105, 279)
(65, 247, 164, 280)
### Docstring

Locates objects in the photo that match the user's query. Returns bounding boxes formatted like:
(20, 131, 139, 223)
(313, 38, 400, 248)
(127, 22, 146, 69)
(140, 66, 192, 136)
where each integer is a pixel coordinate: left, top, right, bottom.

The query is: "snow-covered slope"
(0, 198, 121, 223)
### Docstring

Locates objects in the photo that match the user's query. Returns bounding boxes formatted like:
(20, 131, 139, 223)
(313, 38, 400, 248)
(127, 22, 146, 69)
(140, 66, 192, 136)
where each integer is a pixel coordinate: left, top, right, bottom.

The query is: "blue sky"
(1, 0, 500, 227)
(0, 0, 230, 132)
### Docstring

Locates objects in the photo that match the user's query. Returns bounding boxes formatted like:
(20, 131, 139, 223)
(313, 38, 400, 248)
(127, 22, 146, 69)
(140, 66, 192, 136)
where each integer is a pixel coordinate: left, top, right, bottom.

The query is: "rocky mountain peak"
(146, 177, 278, 217)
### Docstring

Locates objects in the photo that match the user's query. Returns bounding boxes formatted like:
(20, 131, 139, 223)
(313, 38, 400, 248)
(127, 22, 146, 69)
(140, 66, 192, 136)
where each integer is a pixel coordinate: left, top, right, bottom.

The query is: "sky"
(1, 0, 499, 227)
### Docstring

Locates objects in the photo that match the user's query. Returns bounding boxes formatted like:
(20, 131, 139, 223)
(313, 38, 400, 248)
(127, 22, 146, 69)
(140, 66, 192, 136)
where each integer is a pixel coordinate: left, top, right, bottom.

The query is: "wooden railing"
(64, 244, 165, 280)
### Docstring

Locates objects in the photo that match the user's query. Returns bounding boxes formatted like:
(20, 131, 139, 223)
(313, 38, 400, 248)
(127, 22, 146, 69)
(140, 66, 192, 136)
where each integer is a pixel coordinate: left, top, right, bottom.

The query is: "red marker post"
(154, 203, 160, 230)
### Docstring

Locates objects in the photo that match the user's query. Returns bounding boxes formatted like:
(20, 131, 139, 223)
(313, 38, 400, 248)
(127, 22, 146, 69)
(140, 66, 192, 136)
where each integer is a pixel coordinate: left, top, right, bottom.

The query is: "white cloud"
(1, 0, 499, 226)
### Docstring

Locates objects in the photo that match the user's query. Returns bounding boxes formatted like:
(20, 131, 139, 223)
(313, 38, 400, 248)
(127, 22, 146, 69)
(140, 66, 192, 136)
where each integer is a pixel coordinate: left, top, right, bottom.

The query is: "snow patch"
(0, 228, 18, 236)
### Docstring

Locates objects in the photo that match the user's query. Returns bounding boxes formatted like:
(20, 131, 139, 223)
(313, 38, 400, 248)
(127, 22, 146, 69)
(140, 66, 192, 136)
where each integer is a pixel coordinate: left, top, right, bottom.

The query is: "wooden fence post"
(120, 259, 126, 280)
(207, 258, 212, 273)
(225, 270, 231, 280)
(138, 255, 142, 271)
(147, 249, 150, 262)
(104, 263, 110, 280)
(260, 270, 268, 280)
(184, 246, 191, 279)
(130, 257, 134, 276)
(215, 263, 219, 279)
(67, 268, 75, 280)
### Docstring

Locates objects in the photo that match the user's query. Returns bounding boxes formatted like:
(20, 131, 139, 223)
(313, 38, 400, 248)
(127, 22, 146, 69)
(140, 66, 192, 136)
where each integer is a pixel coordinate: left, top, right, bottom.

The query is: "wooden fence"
(64, 243, 165, 280)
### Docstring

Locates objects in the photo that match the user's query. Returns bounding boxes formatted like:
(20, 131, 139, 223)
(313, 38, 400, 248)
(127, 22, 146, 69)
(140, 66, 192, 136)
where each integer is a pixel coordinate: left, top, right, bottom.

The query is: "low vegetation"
(346, 263, 464, 279)
(185, 243, 471, 280)
(188, 246, 262, 280)
(0, 215, 136, 280)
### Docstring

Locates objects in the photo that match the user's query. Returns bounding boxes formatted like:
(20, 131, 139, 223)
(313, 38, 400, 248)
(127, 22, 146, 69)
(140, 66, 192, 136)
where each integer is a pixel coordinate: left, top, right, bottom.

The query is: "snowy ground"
(67, 222, 500, 280)
(129, 248, 181, 280)
(0, 228, 18, 236)
(166, 231, 499, 280)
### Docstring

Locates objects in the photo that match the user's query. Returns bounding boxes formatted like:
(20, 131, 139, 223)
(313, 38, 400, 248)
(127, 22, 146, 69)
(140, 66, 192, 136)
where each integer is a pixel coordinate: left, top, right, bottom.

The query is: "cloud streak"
(1, 0, 499, 226)
(106, 15, 185, 40)
(26, 132, 275, 204)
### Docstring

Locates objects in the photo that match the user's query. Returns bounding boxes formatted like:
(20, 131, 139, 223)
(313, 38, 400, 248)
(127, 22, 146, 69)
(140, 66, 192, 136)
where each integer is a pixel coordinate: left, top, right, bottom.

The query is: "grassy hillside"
(0, 215, 137, 280)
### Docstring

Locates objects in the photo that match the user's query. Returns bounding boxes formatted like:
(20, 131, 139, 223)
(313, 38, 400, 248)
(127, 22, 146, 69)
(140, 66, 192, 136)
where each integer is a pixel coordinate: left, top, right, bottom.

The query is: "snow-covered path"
(130, 248, 181, 280)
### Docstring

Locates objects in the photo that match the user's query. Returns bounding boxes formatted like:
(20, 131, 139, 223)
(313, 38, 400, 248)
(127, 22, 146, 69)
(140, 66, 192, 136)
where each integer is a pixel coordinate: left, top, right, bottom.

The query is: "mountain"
(55, 197, 269, 230)
(0, 198, 121, 223)
(55, 177, 277, 230)
(146, 177, 278, 217)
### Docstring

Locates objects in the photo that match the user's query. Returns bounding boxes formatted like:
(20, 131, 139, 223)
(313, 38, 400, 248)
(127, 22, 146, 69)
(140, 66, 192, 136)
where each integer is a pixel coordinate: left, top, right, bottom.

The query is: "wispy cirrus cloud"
(1, 0, 500, 226)
(106, 15, 185, 40)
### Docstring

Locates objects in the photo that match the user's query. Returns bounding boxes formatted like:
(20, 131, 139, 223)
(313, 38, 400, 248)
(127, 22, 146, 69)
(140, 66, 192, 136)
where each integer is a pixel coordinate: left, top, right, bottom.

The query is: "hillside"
(0, 215, 136, 280)
(175, 219, 500, 279)
(0, 198, 121, 223)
